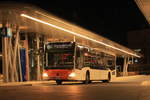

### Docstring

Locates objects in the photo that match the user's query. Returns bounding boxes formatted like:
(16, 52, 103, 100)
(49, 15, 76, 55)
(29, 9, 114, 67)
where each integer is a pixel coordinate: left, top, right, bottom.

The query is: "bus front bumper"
(43, 72, 77, 81)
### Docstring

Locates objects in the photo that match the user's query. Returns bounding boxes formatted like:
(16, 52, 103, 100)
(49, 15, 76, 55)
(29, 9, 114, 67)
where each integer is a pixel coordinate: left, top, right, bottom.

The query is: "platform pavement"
(0, 75, 150, 86)
(0, 80, 55, 86)
(111, 75, 150, 86)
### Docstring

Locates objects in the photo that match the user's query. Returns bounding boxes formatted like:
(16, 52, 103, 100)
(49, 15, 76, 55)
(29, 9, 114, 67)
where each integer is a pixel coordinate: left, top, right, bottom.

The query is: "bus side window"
(84, 54, 91, 67)
(90, 56, 98, 69)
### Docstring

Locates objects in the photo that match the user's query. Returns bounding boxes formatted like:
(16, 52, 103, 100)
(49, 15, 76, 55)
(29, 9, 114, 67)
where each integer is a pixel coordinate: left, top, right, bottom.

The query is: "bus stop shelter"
(135, 0, 150, 24)
(0, 3, 141, 82)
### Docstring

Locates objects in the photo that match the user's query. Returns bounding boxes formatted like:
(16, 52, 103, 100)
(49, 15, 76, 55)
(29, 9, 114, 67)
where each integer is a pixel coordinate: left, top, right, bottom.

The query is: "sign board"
(0, 27, 12, 37)
(46, 42, 75, 52)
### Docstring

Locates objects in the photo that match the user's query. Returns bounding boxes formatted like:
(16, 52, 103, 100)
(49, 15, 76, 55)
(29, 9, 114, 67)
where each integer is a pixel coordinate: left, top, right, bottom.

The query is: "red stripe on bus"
(44, 69, 72, 80)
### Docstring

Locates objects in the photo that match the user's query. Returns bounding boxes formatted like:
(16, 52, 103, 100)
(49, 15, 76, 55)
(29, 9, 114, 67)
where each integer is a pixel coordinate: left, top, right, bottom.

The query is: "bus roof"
(0, 2, 141, 58)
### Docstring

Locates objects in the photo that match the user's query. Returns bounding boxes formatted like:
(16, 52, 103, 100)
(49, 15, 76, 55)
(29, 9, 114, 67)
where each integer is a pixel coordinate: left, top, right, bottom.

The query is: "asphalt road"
(0, 80, 150, 100)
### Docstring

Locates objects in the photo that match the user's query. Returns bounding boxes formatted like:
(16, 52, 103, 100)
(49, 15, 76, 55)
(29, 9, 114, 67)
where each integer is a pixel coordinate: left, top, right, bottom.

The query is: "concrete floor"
(0, 75, 150, 100)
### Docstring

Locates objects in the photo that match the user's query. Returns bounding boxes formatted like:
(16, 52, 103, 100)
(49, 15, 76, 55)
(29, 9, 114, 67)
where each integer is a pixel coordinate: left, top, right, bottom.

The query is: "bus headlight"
(69, 72, 76, 77)
(43, 73, 48, 77)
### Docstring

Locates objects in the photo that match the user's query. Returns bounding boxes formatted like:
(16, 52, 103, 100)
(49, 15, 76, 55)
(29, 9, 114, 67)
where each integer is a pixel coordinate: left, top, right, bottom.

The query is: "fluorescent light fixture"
(21, 14, 140, 58)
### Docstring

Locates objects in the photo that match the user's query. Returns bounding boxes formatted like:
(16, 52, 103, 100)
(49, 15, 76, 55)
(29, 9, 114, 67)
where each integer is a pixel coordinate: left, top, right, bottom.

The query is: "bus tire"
(102, 73, 111, 83)
(83, 71, 90, 84)
(56, 80, 62, 85)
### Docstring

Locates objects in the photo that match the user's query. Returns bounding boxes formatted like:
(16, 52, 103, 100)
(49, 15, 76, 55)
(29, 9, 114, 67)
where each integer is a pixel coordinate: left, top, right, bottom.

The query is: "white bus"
(43, 42, 115, 85)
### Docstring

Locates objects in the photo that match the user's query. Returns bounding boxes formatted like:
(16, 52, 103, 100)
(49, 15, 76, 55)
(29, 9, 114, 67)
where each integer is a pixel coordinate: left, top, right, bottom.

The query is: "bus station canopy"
(0, 2, 141, 58)
(135, 0, 150, 23)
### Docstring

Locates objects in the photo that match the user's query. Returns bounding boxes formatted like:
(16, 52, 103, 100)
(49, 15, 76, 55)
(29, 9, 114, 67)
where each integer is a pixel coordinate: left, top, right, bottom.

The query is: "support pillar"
(2, 37, 9, 82)
(123, 57, 130, 76)
(114, 55, 117, 77)
(12, 27, 20, 82)
(132, 56, 134, 64)
(36, 35, 41, 81)
(24, 34, 30, 81)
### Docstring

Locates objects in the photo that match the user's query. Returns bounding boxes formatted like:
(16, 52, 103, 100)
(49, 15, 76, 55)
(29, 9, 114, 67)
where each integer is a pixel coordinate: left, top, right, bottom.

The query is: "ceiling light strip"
(21, 14, 140, 58)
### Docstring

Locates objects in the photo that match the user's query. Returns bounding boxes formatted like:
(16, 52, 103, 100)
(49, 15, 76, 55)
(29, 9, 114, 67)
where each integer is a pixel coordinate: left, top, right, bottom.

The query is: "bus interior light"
(84, 53, 89, 56)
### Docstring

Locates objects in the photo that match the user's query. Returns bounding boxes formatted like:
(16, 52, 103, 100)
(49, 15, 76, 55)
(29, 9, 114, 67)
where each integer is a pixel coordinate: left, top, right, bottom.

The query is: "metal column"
(123, 57, 130, 76)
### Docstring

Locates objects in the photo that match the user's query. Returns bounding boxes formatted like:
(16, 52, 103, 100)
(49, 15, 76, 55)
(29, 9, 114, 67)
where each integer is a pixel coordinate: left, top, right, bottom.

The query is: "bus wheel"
(56, 80, 62, 85)
(83, 72, 90, 84)
(102, 73, 111, 83)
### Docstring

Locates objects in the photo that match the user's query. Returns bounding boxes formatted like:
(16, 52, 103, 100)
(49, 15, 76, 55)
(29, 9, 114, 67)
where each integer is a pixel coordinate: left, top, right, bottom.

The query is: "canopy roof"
(135, 0, 150, 23)
(0, 2, 141, 58)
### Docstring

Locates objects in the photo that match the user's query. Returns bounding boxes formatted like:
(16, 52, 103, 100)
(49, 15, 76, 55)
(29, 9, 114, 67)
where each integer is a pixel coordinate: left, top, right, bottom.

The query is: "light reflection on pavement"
(0, 75, 150, 100)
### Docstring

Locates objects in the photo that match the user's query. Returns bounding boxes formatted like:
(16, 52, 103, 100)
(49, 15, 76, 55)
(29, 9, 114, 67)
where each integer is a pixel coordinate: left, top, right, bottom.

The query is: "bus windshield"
(45, 42, 75, 69)
(46, 52, 74, 69)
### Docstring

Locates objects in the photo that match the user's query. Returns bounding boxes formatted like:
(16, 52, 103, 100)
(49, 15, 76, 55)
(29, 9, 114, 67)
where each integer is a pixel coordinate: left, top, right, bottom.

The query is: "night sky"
(2, 0, 149, 46)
